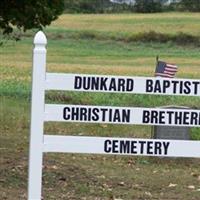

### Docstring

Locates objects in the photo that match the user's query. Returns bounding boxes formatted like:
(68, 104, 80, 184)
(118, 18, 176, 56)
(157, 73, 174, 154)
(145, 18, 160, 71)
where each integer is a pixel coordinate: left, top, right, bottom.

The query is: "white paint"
(28, 31, 47, 200)
(45, 73, 200, 96)
(43, 135, 200, 158)
(45, 104, 200, 127)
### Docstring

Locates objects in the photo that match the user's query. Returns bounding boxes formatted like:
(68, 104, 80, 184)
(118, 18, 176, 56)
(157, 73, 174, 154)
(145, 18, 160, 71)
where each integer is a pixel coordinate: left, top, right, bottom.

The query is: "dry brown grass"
(51, 13, 200, 36)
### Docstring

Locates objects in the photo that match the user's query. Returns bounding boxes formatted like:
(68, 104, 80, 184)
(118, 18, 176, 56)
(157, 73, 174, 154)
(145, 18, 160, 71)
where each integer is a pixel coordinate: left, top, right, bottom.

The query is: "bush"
(64, 0, 115, 13)
(180, 0, 200, 12)
(134, 0, 162, 13)
(64, 0, 135, 13)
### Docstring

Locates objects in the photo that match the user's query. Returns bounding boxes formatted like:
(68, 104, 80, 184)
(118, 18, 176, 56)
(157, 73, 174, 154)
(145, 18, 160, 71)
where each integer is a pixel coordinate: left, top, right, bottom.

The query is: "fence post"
(28, 31, 47, 200)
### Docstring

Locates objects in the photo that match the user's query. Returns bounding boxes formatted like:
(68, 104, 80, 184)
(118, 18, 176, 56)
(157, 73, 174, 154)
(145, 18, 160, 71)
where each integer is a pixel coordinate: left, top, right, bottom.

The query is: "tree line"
(64, 0, 200, 13)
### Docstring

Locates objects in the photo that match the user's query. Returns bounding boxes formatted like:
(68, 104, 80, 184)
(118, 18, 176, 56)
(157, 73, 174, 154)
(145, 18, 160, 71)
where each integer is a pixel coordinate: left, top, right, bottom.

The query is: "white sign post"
(28, 31, 200, 200)
(28, 31, 47, 200)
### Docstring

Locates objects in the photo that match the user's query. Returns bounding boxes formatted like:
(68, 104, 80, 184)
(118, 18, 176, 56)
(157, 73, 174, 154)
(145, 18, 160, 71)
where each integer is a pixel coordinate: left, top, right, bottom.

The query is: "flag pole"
(156, 55, 159, 65)
(154, 55, 159, 77)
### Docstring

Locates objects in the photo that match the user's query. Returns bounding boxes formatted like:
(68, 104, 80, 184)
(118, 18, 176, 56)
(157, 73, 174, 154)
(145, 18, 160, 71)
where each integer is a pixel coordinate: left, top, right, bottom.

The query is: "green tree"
(181, 0, 200, 12)
(0, 0, 64, 35)
(64, 0, 112, 13)
(134, 0, 162, 13)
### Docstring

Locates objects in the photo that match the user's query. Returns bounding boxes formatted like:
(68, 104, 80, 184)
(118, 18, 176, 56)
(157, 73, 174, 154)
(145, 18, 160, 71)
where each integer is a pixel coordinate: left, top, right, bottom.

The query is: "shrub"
(180, 0, 200, 12)
(134, 0, 162, 13)
(64, 0, 113, 13)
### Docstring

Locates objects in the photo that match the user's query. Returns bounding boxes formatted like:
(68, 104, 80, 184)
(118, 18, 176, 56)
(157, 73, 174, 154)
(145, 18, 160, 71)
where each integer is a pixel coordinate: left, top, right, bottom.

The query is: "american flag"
(155, 61, 178, 78)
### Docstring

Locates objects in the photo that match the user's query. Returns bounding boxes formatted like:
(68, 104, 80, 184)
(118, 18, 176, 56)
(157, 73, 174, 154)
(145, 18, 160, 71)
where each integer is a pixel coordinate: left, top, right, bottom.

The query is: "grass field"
(51, 13, 200, 36)
(0, 12, 200, 199)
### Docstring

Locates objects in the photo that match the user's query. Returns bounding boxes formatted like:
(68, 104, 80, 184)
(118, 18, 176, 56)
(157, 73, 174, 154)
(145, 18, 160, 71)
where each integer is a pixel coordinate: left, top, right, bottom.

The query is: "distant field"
(0, 13, 200, 200)
(51, 13, 200, 36)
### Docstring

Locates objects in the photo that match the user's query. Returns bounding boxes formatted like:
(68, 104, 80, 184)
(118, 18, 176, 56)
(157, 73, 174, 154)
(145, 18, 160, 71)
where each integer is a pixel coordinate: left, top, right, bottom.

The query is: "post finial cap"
(34, 31, 47, 45)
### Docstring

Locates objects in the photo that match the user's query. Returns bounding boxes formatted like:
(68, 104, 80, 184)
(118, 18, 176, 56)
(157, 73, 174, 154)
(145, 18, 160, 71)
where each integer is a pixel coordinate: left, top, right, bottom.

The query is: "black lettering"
(100, 78, 108, 90)
(112, 140, 119, 153)
(91, 108, 99, 121)
(166, 111, 174, 124)
(163, 142, 170, 155)
(126, 79, 134, 91)
(63, 107, 70, 120)
(138, 141, 146, 154)
(83, 77, 90, 90)
(146, 79, 153, 92)
(154, 142, 162, 155)
(175, 111, 182, 125)
(74, 76, 82, 89)
(80, 108, 87, 121)
(147, 141, 153, 154)
(88, 108, 91, 121)
(120, 141, 130, 153)
(118, 79, 125, 91)
(198, 113, 200, 125)
(143, 110, 150, 123)
(163, 80, 170, 93)
(104, 140, 112, 153)
(179, 81, 183, 94)
(183, 81, 191, 94)
(113, 109, 121, 122)
(199, 112, 200, 125)
(91, 77, 100, 90)
(122, 109, 130, 123)
(131, 141, 137, 154)
(71, 107, 79, 120)
(101, 108, 108, 121)
(109, 78, 117, 91)
(183, 112, 190, 125)
(108, 109, 112, 122)
(151, 111, 158, 124)
(159, 111, 165, 124)
(193, 81, 200, 95)
(172, 80, 179, 94)
(190, 112, 198, 125)
(154, 80, 162, 93)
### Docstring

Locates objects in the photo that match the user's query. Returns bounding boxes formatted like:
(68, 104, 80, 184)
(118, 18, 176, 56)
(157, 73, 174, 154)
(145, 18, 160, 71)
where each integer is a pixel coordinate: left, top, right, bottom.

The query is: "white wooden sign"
(43, 135, 200, 158)
(46, 73, 200, 96)
(45, 104, 200, 127)
(28, 31, 200, 200)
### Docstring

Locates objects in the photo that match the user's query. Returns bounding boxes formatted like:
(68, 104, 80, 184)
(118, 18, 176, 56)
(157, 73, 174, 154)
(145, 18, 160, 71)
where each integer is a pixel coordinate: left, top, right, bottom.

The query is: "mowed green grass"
(1, 38, 200, 97)
(0, 13, 200, 199)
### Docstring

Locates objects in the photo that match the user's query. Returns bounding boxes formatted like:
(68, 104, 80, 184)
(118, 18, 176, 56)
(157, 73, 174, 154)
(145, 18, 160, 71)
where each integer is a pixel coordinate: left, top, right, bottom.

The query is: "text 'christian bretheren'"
(63, 107, 200, 126)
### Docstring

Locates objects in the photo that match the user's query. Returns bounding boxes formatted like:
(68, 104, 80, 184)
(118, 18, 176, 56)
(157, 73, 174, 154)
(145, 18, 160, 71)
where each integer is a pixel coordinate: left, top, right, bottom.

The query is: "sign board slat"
(43, 135, 200, 158)
(45, 73, 200, 97)
(45, 104, 200, 127)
